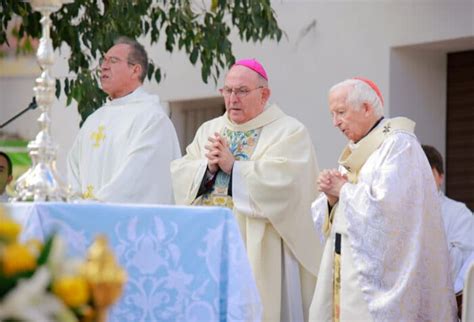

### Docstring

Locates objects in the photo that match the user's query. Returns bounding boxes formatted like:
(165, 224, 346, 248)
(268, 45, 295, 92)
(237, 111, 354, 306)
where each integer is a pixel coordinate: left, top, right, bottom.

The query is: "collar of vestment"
(338, 117, 415, 183)
(105, 86, 159, 107)
(223, 103, 284, 131)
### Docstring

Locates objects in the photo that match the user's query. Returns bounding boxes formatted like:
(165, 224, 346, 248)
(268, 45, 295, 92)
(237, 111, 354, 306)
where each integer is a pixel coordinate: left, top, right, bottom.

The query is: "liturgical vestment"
(171, 104, 323, 321)
(67, 87, 181, 204)
(310, 117, 457, 322)
(438, 191, 474, 291)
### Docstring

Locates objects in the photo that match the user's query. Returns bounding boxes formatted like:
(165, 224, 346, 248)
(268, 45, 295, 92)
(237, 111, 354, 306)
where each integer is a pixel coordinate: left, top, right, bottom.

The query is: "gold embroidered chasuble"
(310, 117, 457, 321)
(193, 127, 262, 208)
(171, 104, 322, 321)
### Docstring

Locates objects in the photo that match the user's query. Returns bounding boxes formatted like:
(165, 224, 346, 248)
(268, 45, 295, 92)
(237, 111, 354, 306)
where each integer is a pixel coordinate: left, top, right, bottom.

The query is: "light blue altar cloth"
(6, 202, 262, 322)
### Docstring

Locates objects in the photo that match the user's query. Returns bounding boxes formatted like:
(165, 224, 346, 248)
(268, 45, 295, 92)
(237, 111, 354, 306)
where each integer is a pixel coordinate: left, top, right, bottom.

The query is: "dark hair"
(421, 145, 444, 175)
(0, 151, 12, 176)
(114, 36, 148, 83)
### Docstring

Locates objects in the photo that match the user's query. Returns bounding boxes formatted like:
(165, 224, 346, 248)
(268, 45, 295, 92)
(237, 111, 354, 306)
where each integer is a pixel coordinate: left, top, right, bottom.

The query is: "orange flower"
(0, 218, 21, 243)
(1, 243, 36, 276)
(52, 276, 90, 308)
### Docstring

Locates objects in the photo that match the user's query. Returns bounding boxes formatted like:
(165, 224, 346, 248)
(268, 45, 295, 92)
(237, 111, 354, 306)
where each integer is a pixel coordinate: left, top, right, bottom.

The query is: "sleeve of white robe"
(171, 120, 219, 205)
(311, 194, 331, 243)
(96, 113, 180, 204)
(441, 196, 474, 281)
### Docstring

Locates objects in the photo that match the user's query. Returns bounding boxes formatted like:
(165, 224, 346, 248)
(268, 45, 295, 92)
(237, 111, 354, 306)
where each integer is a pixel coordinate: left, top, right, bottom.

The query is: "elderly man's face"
(329, 86, 373, 142)
(100, 44, 140, 99)
(0, 155, 12, 194)
(223, 66, 269, 124)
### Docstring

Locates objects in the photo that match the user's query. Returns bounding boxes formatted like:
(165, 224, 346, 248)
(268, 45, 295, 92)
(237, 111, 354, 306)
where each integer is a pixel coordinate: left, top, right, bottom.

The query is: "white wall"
(1, 0, 473, 174)
(390, 48, 447, 155)
(390, 36, 474, 163)
(0, 75, 40, 139)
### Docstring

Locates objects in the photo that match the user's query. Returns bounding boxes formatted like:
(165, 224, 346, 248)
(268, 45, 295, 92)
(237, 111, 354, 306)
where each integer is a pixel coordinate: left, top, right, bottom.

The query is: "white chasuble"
(438, 191, 474, 291)
(171, 104, 323, 321)
(310, 118, 457, 322)
(67, 87, 181, 204)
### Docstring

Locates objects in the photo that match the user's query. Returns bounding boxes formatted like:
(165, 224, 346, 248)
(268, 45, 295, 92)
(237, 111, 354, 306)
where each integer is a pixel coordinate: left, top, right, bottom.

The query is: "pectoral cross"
(83, 185, 95, 199)
(91, 125, 106, 148)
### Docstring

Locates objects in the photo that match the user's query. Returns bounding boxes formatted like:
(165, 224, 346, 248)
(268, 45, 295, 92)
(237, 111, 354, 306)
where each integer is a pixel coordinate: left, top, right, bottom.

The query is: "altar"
(6, 202, 261, 322)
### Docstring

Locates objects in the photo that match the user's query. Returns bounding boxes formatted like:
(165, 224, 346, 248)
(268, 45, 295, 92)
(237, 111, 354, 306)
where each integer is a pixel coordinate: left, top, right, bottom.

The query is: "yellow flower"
(52, 276, 90, 308)
(0, 218, 21, 243)
(1, 243, 36, 276)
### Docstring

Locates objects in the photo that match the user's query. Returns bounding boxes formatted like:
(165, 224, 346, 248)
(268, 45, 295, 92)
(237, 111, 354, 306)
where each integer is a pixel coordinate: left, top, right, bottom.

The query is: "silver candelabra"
(14, 0, 72, 202)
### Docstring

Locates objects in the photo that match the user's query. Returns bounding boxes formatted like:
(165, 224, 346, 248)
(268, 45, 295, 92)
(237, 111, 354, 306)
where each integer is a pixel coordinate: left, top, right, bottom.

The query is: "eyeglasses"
(219, 86, 264, 98)
(99, 56, 135, 66)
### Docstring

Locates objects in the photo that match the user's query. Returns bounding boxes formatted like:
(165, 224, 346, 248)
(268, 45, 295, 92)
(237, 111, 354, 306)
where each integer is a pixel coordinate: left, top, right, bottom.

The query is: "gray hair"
(114, 36, 148, 83)
(329, 79, 384, 117)
(256, 73, 268, 87)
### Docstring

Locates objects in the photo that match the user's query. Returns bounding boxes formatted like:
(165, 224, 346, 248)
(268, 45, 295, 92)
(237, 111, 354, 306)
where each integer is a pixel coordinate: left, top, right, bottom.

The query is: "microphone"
(0, 97, 38, 129)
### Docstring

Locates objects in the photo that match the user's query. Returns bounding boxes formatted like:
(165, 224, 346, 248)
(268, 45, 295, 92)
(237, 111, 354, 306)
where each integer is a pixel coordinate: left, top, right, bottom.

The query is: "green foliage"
(0, 0, 282, 124)
(36, 234, 55, 266)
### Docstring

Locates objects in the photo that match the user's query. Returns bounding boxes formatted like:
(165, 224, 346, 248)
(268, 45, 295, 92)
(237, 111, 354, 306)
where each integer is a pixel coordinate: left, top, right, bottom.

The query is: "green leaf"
(64, 78, 70, 96)
(154, 68, 161, 83)
(0, 269, 35, 298)
(55, 79, 61, 98)
(147, 61, 155, 80)
(37, 234, 55, 266)
(190, 47, 199, 65)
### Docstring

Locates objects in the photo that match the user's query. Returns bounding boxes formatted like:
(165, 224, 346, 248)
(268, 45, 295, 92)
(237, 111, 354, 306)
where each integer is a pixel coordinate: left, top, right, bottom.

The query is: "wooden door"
(446, 50, 474, 210)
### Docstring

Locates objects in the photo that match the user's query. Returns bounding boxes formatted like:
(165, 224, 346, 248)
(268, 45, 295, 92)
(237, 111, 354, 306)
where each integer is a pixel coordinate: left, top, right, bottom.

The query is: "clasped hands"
(205, 132, 235, 175)
(317, 169, 348, 207)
